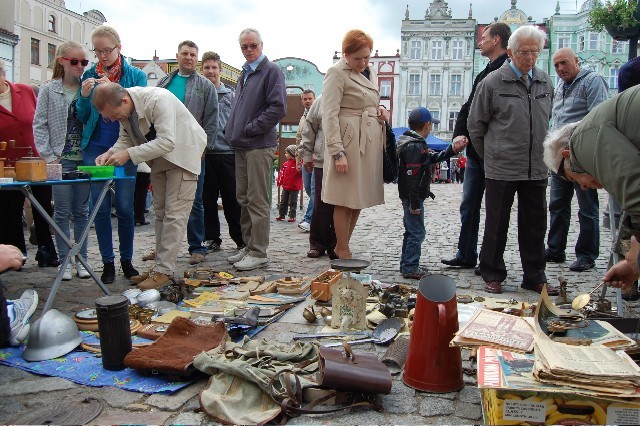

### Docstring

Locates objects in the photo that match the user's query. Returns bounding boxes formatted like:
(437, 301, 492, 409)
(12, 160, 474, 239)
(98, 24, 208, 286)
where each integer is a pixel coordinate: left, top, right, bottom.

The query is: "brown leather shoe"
(142, 250, 155, 261)
(129, 272, 150, 285)
(137, 272, 172, 290)
(485, 281, 503, 294)
(189, 253, 206, 265)
(521, 282, 559, 296)
(307, 249, 324, 258)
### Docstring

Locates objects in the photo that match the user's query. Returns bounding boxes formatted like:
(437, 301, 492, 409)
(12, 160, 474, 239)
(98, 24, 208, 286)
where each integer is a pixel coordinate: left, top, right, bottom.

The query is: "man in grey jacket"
(156, 40, 218, 266)
(469, 26, 557, 296)
(225, 28, 286, 271)
(546, 48, 609, 272)
(300, 94, 337, 259)
(201, 51, 244, 253)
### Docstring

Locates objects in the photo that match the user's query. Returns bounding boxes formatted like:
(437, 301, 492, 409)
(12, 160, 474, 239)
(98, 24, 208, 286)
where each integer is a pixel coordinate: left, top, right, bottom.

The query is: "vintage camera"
(62, 170, 90, 180)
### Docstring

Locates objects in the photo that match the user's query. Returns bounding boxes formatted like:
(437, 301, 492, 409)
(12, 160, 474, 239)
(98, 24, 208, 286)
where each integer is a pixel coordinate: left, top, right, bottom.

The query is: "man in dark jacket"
(397, 107, 466, 279)
(441, 22, 511, 270)
(225, 28, 286, 271)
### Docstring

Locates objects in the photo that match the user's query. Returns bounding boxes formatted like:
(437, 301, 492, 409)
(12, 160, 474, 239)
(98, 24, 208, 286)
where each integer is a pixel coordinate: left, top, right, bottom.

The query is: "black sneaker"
(101, 262, 116, 284)
(545, 252, 566, 263)
(441, 256, 476, 268)
(121, 260, 139, 279)
(207, 241, 221, 252)
(402, 267, 429, 280)
(568, 258, 595, 272)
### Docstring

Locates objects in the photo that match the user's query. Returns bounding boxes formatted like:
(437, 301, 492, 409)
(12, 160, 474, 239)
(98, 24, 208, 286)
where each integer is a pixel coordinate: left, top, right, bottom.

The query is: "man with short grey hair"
(546, 47, 609, 272)
(469, 25, 557, 295)
(225, 28, 286, 271)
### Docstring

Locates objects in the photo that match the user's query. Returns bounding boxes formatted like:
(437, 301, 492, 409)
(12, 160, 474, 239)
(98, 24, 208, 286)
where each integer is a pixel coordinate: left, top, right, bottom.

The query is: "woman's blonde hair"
(91, 25, 121, 47)
(52, 41, 84, 79)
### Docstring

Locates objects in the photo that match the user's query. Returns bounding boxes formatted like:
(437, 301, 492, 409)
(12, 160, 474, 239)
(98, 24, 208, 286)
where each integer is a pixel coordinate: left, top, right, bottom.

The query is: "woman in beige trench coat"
(321, 29, 387, 259)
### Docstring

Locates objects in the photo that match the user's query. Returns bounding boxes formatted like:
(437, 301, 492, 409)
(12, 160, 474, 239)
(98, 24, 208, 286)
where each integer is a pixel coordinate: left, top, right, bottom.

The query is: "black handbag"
(382, 122, 398, 183)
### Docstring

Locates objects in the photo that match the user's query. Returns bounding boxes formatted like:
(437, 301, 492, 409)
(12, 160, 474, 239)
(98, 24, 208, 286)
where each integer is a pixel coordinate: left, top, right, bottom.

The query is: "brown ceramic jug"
(403, 274, 464, 392)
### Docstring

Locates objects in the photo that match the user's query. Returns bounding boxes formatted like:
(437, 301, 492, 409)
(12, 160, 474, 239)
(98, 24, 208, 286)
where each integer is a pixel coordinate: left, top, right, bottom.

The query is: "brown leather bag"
(316, 343, 392, 395)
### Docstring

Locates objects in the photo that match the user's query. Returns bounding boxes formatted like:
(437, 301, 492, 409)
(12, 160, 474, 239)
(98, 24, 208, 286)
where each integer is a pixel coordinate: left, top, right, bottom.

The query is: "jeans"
(83, 144, 137, 264)
(52, 159, 90, 261)
(456, 155, 485, 264)
(400, 199, 425, 274)
(134, 171, 151, 224)
(302, 167, 314, 224)
(187, 158, 206, 255)
(547, 174, 599, 262)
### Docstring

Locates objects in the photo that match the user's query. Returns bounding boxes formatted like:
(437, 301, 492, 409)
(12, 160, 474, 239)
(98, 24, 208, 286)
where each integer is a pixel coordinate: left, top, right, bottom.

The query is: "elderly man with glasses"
(468, 26, 557, 296)
(224, 28, 286, 271)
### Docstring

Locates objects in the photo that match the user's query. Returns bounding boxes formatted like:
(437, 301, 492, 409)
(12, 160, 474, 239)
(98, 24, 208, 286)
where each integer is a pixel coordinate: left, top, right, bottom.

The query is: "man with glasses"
(545, 48, 609, 272)
(441, 22, 511, 271)
(154, 40, 218, 267)
(468, 26, 557, 295)
(225, 28, 286, 271)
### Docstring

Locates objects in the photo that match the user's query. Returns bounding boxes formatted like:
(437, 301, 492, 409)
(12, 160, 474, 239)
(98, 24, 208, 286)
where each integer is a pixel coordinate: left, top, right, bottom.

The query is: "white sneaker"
(298, 221, 311, 232)
(9, 289, 39, 346)
(60, 264, 72, 281)
(76, 262, 90, 279)
(233, 254, 269, 271)
(227, 246, 248, 264)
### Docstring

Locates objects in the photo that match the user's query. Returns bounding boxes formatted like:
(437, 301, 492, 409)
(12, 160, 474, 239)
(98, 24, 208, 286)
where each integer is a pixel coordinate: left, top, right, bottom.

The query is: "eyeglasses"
(91, 46, 118, 56)
(240, 43, 260, 51)
(515, 50, 540, 58)
(61, 57, 89, 66)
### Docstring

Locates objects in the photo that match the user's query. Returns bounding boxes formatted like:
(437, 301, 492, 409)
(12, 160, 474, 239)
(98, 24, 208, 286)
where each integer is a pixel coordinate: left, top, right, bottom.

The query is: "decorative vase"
(605, 23, 640, 41)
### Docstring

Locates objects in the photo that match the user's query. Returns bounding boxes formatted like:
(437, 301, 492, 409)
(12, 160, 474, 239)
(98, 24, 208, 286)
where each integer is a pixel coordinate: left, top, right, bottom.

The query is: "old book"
(452, 308, 535, 353)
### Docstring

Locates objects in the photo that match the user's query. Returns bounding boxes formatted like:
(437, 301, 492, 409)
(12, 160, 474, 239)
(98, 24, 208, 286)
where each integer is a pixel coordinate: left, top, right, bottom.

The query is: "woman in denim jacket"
(76, 25, 146, 284)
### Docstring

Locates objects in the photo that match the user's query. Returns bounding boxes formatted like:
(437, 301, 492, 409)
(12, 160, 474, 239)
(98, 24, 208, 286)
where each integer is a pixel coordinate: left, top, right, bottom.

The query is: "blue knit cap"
(619, 57, 640, 93)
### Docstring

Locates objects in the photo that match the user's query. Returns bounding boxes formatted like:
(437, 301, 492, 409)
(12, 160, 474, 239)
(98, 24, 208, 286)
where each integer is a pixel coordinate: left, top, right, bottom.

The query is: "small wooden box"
(15, 157, 47, 182)
(310, 270, 343, 302)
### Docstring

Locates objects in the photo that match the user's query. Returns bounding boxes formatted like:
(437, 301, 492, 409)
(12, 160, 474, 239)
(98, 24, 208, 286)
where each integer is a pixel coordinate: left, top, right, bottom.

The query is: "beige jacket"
(111, 87, 206, 175)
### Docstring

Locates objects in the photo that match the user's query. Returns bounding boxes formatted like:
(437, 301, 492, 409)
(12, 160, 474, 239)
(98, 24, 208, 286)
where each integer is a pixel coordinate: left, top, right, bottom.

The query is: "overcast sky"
(64, 0, 585, 72)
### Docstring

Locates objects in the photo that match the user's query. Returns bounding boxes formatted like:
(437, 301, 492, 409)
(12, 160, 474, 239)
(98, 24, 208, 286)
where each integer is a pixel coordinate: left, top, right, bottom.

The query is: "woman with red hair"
(321, 29, 387, 259)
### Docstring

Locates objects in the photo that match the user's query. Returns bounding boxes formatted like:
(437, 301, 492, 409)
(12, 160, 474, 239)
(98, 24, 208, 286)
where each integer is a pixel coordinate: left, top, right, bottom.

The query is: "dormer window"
(48, 15, 56, 33)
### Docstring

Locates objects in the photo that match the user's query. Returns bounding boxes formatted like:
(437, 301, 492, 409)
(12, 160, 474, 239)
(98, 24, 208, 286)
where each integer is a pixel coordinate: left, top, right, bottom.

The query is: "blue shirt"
(242, 54, 265, 84)
(509, 61, 533, 82)
(165, 74, 188, 104)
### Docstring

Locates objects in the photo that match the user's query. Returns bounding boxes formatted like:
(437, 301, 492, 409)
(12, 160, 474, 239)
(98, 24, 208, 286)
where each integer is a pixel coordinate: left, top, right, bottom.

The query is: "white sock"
(6, 301, 15, 323)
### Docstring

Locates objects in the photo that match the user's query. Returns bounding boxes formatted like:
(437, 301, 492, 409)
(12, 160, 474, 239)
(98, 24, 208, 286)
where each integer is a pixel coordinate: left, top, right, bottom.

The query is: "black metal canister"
(95, 295, 132, 371)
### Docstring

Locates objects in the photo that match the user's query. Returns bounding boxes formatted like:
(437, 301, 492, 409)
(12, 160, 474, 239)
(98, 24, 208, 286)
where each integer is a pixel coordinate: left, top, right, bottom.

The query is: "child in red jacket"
(276, 145, 303, 222)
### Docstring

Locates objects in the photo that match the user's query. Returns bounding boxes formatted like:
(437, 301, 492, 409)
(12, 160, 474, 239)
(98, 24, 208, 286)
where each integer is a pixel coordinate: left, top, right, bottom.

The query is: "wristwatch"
(333, 151, 346, 161)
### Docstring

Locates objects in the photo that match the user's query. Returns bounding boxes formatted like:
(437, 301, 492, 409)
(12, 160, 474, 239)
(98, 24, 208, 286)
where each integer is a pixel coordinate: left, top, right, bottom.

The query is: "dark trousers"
(547, 174, 599, 262)
(0, 186, 54, 255)
(309, 167, 336, 253)
(456, 156, 485, 264)
(480, 178, 547, 286)
(278, 189, 299, 218)
(202, 153, 243, 247)
(134, 172, 150, 224)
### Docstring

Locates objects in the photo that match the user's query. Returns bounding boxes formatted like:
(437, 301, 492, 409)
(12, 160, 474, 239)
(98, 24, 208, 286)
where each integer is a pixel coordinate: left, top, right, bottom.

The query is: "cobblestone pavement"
(1, 181, 636, 424)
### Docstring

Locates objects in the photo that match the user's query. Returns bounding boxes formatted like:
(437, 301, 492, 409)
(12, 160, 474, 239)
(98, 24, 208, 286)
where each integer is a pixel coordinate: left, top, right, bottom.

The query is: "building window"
(584, 59, 599, 73)
(410, 41, 422, 60)
(612, 40, 624, 54)
(431, 111, 440, 131)
(588, 33, 599, 51)
(303, 83, 315, 91)
(450, 74, 462, 96)
(282, 125, 295, 132)
(380, 80, 391, 98)
(609, 67, 619, 90)
(429, 74, 441, 96)
(451, 40, 464, 60)
(147, 72, 158, 80)
(578, 35, 585, 52)
(47, 43, 56, 69)
(431, 40, 443, 60)
(408, 73, 421, 95)
(48, 14, 56, 33)
(448, 111, 459, 131)
(30, 38, 40, 65)
(558, 36, 570, 49)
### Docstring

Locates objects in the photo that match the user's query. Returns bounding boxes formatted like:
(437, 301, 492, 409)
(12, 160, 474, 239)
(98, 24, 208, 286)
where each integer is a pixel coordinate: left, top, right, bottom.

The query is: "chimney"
(153, 50, 159, 62)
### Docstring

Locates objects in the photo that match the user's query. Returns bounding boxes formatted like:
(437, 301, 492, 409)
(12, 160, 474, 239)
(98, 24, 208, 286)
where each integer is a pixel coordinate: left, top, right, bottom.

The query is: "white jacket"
(111, 87, 206, 175)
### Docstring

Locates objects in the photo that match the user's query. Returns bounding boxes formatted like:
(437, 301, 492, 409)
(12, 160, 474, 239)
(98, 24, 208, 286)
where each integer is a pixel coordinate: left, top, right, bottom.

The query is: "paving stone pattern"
(1, 182, 636, 424)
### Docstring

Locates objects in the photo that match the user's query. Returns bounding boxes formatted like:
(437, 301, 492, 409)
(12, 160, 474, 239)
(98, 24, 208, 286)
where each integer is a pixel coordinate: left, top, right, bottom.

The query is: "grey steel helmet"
(22, 309, 83, 361)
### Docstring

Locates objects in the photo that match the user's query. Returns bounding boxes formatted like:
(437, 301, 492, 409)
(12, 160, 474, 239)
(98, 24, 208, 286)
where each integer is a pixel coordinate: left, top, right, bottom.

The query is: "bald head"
(553, 48, 580, 83)
(91, 82, 134, 121)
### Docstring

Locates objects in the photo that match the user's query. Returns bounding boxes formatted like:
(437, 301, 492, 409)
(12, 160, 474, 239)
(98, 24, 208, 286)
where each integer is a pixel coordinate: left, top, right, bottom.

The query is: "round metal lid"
(75, 308, 98, 320)
(329, 258, 370, 272)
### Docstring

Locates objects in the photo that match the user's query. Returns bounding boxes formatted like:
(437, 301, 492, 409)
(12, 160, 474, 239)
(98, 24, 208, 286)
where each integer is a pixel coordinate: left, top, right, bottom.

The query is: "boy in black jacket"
(398, 107, 467, 279)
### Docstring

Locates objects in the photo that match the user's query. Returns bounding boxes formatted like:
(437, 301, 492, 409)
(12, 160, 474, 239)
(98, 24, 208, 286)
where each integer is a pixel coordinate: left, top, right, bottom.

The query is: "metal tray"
(330, 258, 370, 272)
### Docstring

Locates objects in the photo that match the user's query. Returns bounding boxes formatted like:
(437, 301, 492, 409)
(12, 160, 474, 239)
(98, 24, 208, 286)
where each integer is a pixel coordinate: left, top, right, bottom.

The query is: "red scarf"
(96, 54, 123, 83)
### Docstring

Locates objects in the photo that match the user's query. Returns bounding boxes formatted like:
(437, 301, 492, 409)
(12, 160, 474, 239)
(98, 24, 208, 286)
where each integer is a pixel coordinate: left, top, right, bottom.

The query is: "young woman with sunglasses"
(76, 25, 146, 284)
(33, 41, 91, 280)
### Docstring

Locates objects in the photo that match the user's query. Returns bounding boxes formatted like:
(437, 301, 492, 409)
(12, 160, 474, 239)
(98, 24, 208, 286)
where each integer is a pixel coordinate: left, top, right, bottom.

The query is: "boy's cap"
(409, 107, 440, 124)
(285, 144, 297, 157)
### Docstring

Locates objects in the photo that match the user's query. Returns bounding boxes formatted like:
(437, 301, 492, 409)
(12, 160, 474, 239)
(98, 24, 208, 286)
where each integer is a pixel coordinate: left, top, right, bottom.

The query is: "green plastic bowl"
(76, 165, 115, 178)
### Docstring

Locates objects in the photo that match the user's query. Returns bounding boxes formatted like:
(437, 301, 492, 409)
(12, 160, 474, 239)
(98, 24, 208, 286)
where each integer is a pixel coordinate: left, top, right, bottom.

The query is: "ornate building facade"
(399, 0, 476, 140)
(1, 0, 106, 84)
